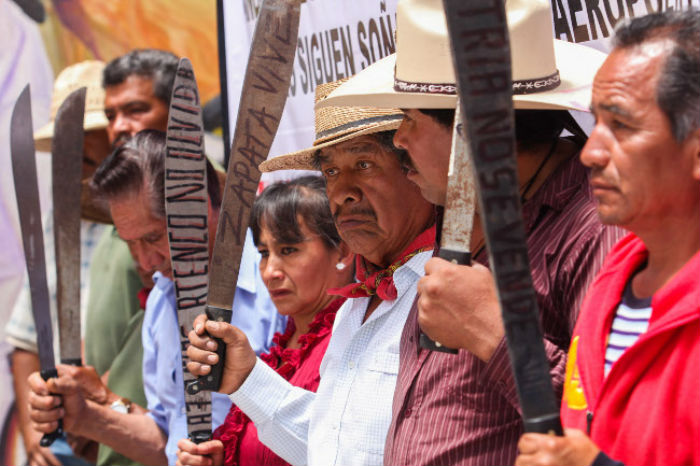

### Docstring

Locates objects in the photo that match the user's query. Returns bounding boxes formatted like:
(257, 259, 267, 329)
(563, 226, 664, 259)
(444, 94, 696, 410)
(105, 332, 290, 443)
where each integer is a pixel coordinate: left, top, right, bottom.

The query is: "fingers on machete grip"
(186, 305, 232, 395)
(418, 247, 472, 354)
(189, 430, 213, 444)
(39, 368, 64, 446)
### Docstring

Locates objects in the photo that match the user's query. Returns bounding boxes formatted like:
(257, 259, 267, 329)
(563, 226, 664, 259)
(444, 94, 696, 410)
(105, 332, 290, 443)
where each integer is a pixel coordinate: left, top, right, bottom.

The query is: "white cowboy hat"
(34, 60, 109, 152)
(318, 0, 607, 112)
(259, 79, 403, 172)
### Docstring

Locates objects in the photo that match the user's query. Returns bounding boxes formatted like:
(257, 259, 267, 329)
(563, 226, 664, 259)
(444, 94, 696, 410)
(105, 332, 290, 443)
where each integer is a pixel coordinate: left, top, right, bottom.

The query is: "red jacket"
(561, 234, 700, 466)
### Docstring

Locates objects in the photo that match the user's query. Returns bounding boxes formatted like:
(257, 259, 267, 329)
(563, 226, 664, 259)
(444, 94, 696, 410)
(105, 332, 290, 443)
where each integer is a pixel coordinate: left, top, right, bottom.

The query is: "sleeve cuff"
(5, 335, 38, 353)
(592, 451, 625, 466)
(230, 358, 292, 425)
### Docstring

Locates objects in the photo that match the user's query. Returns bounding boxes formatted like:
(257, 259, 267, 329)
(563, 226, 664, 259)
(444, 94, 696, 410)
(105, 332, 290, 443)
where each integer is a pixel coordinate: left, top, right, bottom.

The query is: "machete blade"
(52, 87, 86, 367)
(442, 0, 563, 434)
(420, 102, 474, 354)
(10, 85, 64, 445)
(188, 0, 302, 394)
(164, 57, 214, 443)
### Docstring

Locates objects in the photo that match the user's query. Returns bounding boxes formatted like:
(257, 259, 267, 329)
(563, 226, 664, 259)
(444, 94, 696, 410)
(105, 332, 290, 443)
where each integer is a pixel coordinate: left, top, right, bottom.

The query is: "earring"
(336, 262, 346, 271)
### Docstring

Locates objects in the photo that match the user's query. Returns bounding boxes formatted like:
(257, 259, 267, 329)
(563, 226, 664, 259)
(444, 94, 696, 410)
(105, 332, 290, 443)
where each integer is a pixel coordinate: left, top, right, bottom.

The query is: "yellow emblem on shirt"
(563, 336, 587, 410)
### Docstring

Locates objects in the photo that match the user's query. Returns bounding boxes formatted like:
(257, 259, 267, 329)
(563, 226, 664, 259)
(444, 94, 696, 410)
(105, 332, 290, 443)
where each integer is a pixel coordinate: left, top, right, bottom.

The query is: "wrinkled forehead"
(317, 135, 395, 166)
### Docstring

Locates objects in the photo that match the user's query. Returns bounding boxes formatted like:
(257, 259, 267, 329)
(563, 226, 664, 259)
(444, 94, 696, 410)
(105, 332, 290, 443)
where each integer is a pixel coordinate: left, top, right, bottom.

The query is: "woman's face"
(257, 218, 343, 318)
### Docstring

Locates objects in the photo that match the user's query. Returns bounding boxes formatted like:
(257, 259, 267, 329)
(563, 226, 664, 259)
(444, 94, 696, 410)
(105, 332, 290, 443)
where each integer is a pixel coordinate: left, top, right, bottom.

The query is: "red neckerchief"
(137, 287, 151, 310)
(328, 224, 436, 301)
(213, 297, 345, 466)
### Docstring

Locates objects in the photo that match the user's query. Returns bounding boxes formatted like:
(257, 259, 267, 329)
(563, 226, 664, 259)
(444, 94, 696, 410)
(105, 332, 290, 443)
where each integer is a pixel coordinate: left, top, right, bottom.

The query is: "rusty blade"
(420, 102, 475, 354)
(441, 102, 476, 259)
(164, 57, 213, 443)
(186, 0, 302, 394)
(210, 0, 301, 308)
(10, 85, 56, 371)
(52, 87, 86, 366)
(12, 85, 65, 446)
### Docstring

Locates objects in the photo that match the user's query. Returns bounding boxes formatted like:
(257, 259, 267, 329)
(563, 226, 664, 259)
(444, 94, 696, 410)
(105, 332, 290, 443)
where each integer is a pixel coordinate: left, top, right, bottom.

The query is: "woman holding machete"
(176, 176, 354, 466)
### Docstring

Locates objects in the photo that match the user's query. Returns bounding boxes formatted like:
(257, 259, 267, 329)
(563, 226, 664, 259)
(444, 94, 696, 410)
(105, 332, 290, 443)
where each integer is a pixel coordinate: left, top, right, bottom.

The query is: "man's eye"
(358, 160, 371, 169)
(258, 249, 269, 258)
(281, 247, 297, 255)
(324, 167, 338, 177)
(611, 119, 629, 130)
(145, 234, 162, 244)
(105, 112, 115, 121)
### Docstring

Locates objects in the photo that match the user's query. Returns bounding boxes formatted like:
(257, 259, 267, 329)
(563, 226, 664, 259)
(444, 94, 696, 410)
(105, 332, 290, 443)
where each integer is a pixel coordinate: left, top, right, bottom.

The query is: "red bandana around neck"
(328, 224, 436, 301)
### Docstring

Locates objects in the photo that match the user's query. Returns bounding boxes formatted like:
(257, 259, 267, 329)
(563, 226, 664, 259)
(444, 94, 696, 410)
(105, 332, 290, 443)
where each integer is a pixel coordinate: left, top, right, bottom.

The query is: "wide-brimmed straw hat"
(34, 60, 109, 152)
(319, 0, 607, 112)
(259, 79, 404, 172)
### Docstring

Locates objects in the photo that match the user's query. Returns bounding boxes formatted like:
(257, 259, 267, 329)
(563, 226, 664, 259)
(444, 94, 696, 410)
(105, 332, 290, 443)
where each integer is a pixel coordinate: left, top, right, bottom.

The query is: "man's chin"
(420, 186, 446, 207)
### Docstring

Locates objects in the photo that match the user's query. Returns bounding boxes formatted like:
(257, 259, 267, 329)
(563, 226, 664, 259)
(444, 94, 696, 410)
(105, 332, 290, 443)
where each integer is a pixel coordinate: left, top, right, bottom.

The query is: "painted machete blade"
(10, 85, 64, 445)
(442, 0, 563, 434)
(164, 58, 213, 443)
(52, 87, 86, 367)
(187, 0, 303, 394)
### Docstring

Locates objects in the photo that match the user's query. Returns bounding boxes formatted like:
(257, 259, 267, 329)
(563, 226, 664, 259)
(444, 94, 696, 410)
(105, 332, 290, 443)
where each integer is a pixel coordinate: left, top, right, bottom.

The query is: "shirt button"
(405, 407, 413, 417)
(348, 361, 355, 369)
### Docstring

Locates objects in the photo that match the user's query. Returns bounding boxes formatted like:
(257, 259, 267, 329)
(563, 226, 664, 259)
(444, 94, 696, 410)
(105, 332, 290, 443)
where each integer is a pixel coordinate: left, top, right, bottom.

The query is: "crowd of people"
(6, 1, 698, 466)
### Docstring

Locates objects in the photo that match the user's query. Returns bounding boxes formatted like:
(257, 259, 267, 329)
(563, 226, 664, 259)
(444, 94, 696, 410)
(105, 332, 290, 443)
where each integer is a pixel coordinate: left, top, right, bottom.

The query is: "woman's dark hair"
(91, 130, 221, 218)
(250, 176, 341, 250)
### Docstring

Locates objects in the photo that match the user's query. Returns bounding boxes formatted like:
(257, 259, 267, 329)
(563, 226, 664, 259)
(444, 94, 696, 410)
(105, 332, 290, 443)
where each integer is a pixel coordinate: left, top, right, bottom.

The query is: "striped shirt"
(385, 154, 625, 466)
(604, 281, 652, 376)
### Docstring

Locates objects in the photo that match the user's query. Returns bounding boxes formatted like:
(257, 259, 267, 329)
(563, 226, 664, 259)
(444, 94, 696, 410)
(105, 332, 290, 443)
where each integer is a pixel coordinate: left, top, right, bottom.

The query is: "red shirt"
(562, 234, 700, 465)
(214, 298, 344, 466)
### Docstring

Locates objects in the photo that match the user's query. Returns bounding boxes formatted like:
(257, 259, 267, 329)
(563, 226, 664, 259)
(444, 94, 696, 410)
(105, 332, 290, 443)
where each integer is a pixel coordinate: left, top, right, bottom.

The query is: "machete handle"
(39, 368, 64, 447)
(524, 412, 564, 435)
(418, 248, 472, 354)
(189, 430, 212, 444)
(186, 305, 232, 395)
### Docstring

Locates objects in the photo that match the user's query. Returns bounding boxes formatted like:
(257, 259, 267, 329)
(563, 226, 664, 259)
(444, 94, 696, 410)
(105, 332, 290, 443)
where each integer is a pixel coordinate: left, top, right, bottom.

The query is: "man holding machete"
(184, 80, 435, 466)
(100, 48, 283, 355)
(6, 60, 111, 466)
(29, 131, 231, 465)
(515, 10, 700, 466)
(321, 0, 623, 464)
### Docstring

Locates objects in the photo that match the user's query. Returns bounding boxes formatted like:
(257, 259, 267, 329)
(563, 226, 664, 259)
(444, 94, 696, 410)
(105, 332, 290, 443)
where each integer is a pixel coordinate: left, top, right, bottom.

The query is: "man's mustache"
(333, 206, 377, 223)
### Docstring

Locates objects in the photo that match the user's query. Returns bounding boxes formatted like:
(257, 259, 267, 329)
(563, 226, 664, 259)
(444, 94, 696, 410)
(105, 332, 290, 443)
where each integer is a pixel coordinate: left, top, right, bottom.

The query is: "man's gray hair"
(91, 130, 221, 218)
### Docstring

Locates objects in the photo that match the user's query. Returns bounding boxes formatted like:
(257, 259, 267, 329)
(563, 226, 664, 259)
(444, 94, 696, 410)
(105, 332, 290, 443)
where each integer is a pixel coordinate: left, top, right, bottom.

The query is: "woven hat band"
(393, 69, 561, 96)
(315, 114, 404, 143)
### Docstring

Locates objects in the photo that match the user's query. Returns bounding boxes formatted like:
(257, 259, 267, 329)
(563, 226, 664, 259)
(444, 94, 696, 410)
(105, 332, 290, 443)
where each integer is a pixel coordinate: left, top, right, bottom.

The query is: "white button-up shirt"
(231, 251, 431, 466)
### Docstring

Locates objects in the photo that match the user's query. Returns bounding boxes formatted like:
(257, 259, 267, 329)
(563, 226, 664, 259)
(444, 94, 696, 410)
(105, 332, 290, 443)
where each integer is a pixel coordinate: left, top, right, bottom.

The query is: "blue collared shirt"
(143, 230, 285, 465)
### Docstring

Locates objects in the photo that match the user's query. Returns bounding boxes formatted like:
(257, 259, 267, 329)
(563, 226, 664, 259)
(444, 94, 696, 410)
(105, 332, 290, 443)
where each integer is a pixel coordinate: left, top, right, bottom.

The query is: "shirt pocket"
(366, 350, 400, 375)
(343, 349, 401, 456)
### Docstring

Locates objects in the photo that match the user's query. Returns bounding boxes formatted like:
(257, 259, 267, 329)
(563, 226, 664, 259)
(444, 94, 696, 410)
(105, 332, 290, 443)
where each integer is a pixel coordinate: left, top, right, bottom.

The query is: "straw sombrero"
(318, 0, 607, 112)
(260, 79, 404, 172)
(34, 60, 109, 152)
